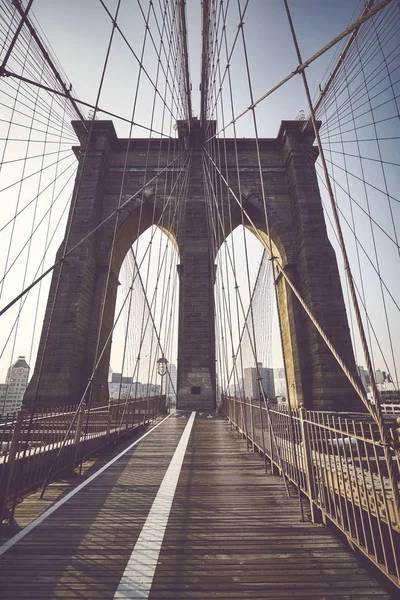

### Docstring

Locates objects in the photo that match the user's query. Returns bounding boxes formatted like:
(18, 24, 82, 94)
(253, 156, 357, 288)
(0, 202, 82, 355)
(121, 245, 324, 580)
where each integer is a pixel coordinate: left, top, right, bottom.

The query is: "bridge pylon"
(24, 118, 361, 412)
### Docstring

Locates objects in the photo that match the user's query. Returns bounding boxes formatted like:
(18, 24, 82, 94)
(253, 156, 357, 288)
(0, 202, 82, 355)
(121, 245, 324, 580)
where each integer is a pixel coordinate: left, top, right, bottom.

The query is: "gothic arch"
(213, 164, 360, 411)
(26, 119, 360, 411)
(25, 121, 182, 409)
(214, 195, 304, 408)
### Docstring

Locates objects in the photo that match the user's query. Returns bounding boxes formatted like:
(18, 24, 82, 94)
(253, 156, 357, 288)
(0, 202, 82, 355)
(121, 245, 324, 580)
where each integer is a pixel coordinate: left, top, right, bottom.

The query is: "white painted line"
(0, 413, 172, 557)
(114, 411, 196, 599)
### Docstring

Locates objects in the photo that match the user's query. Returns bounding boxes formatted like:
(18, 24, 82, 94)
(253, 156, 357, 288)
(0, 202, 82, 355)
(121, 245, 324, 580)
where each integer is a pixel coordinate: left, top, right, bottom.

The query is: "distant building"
(0, 385, 7, 412)
(108, 378, 162, 401)
(228, 382, 237, 396)
(111, 373, 132, 384)
(274, 367, 287, 398)
(165, 363, 177, 406)
(244, 363, 275, 399)
(357, 366, 397, 395)
(380, 390, 400, 404)
(109, 382, 134, 400)
(375, 369, 392, 385)
(0, 356, 30, 415)
(225, 377, 244, 398)
(108, 372, 133, 400)
(144, 383, 161, 396)
(215, 374, 221, 407)
(357, 365, 370, 392)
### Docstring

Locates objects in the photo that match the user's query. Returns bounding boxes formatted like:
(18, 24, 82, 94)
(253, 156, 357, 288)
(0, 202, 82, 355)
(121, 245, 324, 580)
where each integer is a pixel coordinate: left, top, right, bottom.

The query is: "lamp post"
(156, 356, 168, 396)
(157, 356, 169, 413)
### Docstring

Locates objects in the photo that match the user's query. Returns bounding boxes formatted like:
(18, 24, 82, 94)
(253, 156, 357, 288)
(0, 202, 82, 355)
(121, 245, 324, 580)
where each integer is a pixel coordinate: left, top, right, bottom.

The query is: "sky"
(0, 0, 399, 390)
(28, 0, 366, 137)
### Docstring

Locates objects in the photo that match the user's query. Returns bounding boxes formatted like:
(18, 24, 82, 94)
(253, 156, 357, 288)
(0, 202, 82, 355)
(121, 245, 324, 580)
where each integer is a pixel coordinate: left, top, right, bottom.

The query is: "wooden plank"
(0, 413, 392, 599)
(151, 414, 392, 599)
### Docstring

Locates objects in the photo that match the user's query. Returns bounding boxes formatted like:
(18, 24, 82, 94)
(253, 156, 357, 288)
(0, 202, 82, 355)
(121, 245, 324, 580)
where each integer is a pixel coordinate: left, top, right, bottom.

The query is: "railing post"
(0, 408, 25, 524)
(72, 404, 85, 469)
(250, 397, 255, 451)
(73, 404, 85, 447)
(131, 401, 136, 428)
(267, 410, 277, 474)
(234, 396, 238, 431)
(106, 406, 111, 446)
(299, 406, 320, 523)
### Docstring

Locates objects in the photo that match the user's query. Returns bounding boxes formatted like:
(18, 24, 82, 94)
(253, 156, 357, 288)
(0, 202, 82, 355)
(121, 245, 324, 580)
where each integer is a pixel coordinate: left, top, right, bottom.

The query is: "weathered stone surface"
(24, 119, 362, 412)
(176, 150, 216, 410)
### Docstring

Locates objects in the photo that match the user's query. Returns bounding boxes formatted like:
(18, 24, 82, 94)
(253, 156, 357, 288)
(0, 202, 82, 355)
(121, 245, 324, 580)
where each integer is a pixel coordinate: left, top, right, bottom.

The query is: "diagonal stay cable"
(97, 0, 184, 125)
(41, 156, 189, 488)
(202, 145, 380, 416)
(5, 0, 87, 124)
(1, 68, 173, 139)
(310, 158, 400, 313)
(0, 150, 188, 318)
(204, 0, 393, 143)
(283, 0, 400, 526)
(0, 158, 76, 233)
(313, 158, 400, 243)
(312, 163, 400, 382)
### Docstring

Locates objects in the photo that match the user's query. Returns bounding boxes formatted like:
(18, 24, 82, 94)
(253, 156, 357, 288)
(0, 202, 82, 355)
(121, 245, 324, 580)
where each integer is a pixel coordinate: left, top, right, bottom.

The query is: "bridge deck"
(0, 413, 391, 599)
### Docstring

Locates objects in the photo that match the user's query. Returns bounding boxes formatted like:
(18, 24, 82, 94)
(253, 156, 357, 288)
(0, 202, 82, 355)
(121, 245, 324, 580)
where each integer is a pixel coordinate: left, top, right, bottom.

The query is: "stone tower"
(24, 118, 361, 412)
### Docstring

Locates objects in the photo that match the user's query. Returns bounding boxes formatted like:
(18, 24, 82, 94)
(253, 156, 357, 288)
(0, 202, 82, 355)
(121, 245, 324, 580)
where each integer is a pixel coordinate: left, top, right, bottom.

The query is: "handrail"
(221, 394, 400, 589)
(0, 395, 166, 524)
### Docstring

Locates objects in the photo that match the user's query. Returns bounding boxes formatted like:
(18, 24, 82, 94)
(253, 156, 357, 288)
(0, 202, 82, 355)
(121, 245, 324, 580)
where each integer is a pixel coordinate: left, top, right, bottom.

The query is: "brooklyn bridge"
(0, 0, 399, 597)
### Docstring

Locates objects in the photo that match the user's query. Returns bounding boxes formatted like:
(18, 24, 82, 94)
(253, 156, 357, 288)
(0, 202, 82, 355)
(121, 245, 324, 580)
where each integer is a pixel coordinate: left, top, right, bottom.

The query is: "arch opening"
(214, 225, 287, 408)
(109, 225, 180, 409)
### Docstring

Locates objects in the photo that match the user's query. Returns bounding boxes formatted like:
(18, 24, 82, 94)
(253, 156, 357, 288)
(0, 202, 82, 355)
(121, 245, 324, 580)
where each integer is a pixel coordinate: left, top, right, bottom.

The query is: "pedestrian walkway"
(0, 412, 391, 599)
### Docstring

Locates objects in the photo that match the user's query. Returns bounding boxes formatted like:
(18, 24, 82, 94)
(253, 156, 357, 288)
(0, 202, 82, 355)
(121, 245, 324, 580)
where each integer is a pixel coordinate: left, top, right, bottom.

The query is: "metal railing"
(381, 403, 400, 416)
(0, 395, 166, 524)
(221, 394, 400, 588)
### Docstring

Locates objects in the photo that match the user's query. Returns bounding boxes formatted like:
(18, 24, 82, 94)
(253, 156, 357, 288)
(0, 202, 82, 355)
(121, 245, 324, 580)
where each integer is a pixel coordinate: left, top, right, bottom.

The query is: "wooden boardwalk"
(0, 412, 392, 599)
